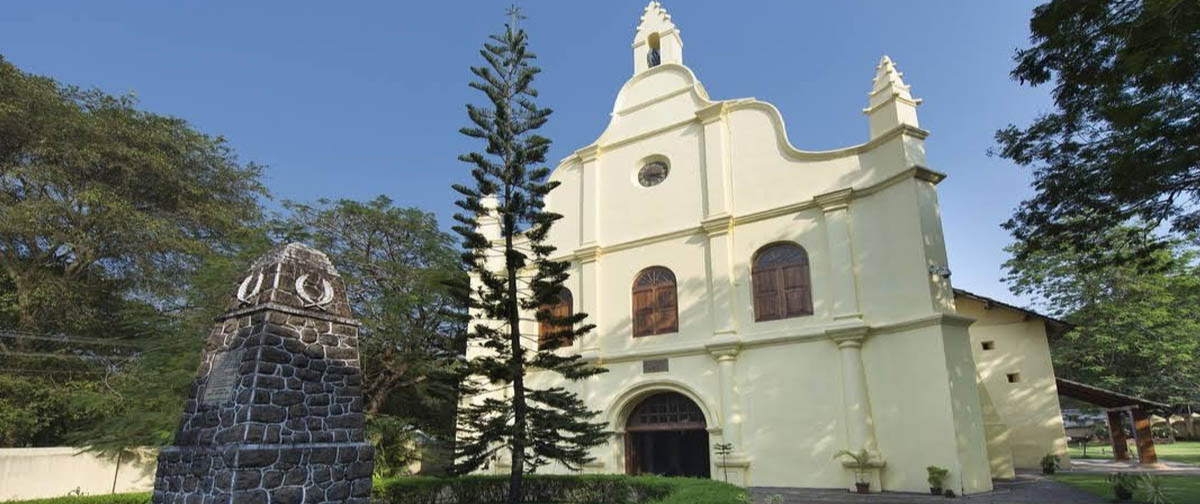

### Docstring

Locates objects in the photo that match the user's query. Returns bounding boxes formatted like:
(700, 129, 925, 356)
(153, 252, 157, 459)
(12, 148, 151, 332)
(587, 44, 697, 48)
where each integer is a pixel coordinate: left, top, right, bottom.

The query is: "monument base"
(153, 442, 373, 504)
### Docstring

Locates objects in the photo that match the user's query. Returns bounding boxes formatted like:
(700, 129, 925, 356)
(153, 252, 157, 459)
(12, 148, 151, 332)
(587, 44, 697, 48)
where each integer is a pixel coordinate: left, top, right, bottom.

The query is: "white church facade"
(465, 2, 1070, 495)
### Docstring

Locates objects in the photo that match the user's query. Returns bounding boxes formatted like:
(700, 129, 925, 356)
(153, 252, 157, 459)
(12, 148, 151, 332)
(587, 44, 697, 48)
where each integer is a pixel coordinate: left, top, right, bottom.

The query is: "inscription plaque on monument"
(200, 349, 243, 405)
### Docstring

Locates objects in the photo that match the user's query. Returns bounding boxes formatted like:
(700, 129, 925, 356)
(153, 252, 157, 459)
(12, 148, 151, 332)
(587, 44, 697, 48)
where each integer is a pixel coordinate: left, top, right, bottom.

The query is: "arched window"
(538, 288, 574, 350)
(626, 392, 706, 431)
(752, 243, 813, 321)
(632, 267, 678, 337)
(646, 33, 661, 68)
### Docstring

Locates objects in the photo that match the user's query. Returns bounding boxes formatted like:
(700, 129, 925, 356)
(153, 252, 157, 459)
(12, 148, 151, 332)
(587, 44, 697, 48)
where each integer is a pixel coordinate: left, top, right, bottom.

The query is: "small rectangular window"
(1007, 373, 1021, 383)
(981, 341, 995, 351)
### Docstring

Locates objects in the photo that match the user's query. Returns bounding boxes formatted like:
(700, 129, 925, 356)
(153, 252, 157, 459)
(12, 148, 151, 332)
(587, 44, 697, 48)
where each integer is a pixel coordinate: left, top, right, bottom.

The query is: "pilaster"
(816, 189, 862, 321)
(827, 323, 883, 492)
(701, 214, 737, 338)
(707, 342, 749, 485)
(696, 102, 731, 218)
(577, 145, 601, 248)
(576, 244, 603, 356)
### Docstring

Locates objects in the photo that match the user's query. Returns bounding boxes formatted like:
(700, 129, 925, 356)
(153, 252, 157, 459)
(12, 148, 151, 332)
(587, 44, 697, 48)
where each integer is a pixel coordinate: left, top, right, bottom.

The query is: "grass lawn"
(1069, 440, 1200, 464)
(1053, 474, 1200, 503)
(2, 494, 150, 504)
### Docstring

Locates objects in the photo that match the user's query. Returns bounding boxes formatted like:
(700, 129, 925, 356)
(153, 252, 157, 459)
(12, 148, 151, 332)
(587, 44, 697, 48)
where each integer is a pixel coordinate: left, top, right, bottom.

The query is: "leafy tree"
(56, 231, 272, 453)
(1005, 228, 1200, 404)
(994, 0, 1200, 267)
(272, 196, 466, 475)
(0, 54, 269, 450)
(0, 54, 266, 332)
(449, 15, 606, 503)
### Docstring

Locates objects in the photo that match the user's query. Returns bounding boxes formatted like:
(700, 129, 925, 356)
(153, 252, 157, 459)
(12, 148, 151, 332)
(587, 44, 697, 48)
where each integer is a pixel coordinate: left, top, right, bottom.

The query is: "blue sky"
(0, 1, 1051, 306)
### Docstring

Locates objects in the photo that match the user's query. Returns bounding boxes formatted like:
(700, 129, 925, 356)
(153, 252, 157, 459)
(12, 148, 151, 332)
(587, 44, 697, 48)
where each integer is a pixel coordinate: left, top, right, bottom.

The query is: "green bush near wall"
(2, 493, 151, 504)
(372, 474, 747, 504)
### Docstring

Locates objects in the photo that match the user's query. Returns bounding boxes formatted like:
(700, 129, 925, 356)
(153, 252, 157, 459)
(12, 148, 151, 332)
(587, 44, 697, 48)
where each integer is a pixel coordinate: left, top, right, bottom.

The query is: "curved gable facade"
(468, 2, 997, 495)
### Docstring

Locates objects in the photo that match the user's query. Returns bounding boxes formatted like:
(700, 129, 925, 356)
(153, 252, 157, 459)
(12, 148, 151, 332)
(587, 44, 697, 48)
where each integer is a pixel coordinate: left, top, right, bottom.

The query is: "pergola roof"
(1056, 377, 1170, 412)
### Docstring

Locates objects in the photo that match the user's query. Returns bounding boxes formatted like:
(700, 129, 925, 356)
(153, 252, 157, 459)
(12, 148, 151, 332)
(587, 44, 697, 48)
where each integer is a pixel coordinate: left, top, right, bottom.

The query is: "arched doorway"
(624, 392, 711, 478)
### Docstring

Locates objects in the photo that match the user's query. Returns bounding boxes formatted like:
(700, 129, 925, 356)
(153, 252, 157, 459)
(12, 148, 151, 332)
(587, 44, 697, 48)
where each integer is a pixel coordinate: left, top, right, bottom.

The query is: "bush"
(373, 474, 745, 504)
(3, 493, 151, 504)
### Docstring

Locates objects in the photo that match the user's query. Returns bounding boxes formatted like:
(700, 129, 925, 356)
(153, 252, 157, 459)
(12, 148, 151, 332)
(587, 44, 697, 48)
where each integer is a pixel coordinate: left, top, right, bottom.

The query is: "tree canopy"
(0, 54, 266, 332)
(0, 53, 269, 449)
(1005, 228, 1200, 405)
(272, 196, 466, 475)
(995, 0, 1200, 267)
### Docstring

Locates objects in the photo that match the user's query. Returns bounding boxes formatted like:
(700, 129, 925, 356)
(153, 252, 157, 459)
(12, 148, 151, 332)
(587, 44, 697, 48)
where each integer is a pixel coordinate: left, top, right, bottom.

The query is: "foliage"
(833, 449, 871, 484)
(367, 414, 422, 478)
(0, 55, 266, 331)
(1055, 474, 1200, 503)
(0, 54, 269, 450)
(2, 493, 150, 504)
(62, 234, 272, 453)
(1041, 453, 1061, 474)
(994, 0, 1200, 268)
(448, 11, 606, 501)
(926, 465, 949, 489)
(1141, 474, 1173, 504)
(1108, 472, 1141, 498)
(1004, 231, 1200, 404)
(272, 195, 466, 467)
(713, 442, 734, 484)
(0, 374, 113, 447)
(372, 475, 745, 504)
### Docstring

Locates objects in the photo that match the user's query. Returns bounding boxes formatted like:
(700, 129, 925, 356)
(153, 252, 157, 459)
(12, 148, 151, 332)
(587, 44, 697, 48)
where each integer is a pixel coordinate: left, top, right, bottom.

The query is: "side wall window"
(632, 267, 678, 337)
(538, 288, 574, 350)
(752, 243, 813, 321)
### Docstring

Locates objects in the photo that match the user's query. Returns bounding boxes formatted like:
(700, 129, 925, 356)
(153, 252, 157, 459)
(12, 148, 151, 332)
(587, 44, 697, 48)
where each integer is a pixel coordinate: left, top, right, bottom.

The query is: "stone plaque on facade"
(200, 349, 243, 405)
(643, 358, 669, 374)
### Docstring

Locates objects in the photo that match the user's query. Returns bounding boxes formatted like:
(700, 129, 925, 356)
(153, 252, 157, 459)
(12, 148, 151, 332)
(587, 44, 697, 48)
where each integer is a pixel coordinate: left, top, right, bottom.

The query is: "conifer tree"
(449, 11, 607, 503)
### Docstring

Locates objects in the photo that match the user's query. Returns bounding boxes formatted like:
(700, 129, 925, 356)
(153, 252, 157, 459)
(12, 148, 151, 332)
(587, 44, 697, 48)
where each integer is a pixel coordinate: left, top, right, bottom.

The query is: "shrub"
(373, 474, 744, 504)
(3, 493, 151, 504)
(926, 466, 949, 489)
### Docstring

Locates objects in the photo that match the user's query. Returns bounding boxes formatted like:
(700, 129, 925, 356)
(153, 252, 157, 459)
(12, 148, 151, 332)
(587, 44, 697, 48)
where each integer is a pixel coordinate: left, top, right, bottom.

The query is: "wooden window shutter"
(632, 267, 678, 337)
(655, 285, 677, 334)
(752, 268, 780, 321)
(538, 289, 574, 350)
(633, 288, 654, 337)
(782, 263, 812, 317)
(752, 244, 813, 321)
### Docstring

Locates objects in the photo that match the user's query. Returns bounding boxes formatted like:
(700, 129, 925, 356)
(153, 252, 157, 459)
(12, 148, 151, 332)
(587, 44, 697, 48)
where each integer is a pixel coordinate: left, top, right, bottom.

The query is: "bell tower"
(633, 1, 683, 75)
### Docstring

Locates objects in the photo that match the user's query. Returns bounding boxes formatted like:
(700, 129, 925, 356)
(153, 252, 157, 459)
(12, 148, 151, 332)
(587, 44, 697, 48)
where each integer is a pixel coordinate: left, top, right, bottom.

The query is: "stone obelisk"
(153, 243, 373, 504)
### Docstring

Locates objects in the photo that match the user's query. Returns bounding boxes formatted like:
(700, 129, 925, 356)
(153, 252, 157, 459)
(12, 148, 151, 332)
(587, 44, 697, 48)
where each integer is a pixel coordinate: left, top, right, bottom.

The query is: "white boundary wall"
(0, 447, 155, 501)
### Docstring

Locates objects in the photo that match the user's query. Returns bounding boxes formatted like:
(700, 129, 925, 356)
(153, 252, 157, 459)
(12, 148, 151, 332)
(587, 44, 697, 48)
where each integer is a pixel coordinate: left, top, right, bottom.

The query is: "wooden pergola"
(1057, 378, 1170, 464)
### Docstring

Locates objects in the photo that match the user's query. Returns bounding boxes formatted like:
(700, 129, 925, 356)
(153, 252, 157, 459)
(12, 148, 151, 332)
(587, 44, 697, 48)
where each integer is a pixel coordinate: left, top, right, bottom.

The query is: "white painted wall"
(0, 448, 155, 501)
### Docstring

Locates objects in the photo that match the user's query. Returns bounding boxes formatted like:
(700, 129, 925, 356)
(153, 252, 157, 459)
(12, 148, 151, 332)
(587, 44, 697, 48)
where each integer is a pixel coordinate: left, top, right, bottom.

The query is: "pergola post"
(1107, 410, 1131, 461)
(1130, 408, 1159, 464)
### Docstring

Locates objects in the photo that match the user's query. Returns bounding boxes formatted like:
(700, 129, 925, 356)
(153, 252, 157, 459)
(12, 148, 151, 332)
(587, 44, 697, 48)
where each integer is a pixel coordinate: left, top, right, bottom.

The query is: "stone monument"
(153, 243, 373, 504)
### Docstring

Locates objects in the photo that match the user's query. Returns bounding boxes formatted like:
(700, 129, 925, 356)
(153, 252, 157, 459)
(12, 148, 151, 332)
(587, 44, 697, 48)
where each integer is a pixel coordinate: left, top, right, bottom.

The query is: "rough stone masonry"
(153, 243, 373, 504)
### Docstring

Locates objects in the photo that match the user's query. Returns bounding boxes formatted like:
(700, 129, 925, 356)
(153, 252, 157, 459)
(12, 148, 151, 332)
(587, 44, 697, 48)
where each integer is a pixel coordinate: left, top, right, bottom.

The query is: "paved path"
(750, 473, 1103, 504)
(1070, 458, 1200, 475)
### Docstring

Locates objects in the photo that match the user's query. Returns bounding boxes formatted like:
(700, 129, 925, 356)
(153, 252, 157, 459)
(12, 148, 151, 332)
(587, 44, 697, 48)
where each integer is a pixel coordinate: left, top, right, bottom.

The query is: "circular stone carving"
(638, 160, 669, 187)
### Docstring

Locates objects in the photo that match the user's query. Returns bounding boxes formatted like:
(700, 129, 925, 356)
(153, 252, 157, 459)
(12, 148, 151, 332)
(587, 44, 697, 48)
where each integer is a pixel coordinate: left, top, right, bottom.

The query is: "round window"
(638, 160, 669, 187)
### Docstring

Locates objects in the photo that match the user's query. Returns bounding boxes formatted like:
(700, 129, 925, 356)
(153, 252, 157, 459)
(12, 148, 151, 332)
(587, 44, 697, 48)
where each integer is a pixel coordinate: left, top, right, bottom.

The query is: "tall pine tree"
(449, 11, 607, 503)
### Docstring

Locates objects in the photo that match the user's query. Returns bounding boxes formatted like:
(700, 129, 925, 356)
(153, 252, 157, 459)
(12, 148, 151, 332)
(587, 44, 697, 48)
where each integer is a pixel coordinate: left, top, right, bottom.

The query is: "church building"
(465, 2, 1070, 495)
